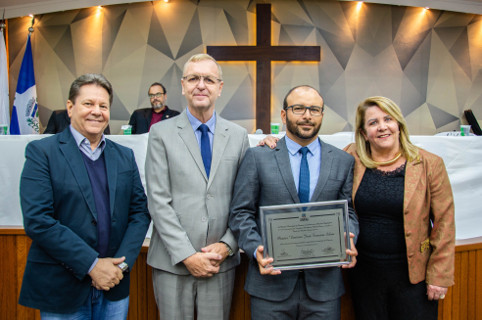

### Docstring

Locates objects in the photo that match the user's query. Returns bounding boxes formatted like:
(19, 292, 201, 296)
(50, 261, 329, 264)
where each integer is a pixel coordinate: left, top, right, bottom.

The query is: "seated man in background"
(128, 82, 180, 134)
(44, 109, 110, 134)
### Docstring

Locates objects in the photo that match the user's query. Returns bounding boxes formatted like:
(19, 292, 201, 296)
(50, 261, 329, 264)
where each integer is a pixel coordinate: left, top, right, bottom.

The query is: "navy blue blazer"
(128, 106, 180, 134)
(18, 128, 151, 313)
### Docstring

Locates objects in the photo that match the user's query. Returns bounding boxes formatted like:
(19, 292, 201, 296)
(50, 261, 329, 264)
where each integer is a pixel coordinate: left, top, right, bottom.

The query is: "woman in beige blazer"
(344, 96, 455, 320)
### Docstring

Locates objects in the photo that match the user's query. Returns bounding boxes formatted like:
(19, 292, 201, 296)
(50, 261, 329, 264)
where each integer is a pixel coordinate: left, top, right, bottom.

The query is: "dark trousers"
(349, 258, 438, 320)
(250, 271, 340, 320)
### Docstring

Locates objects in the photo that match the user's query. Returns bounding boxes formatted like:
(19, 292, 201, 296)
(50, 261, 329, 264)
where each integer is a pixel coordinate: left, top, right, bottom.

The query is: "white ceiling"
(0, 0, 149, 19)
(1, 0, 482, 19)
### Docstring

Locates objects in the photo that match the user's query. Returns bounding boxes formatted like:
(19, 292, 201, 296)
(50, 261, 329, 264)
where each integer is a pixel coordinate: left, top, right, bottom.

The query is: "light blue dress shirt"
(285, 135, 321, 201)
(186, 107, 216, 152)
(69, 125, 106, 160)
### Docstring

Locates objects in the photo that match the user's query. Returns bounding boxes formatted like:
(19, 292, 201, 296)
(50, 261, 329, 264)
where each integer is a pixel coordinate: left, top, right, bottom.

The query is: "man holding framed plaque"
(229, 85, 359, 320)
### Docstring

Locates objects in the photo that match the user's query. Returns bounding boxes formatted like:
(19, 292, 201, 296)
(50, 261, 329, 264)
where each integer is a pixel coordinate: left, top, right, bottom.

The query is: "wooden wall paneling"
(459, 251, 468, 320)
(2, 230, 482, 320)
(1, 234, 16, 320)
(446, 286, 452, 320)
(127, 256, 139, 320)
(16, 235, 40, 320)
(0, 230, 39, 320)
(467, 250, 476, 319)
(129, 244, 158, 320)
(476, 250, 482, 319)
(452, 252, 461, 320)
(135, 253, 147, 320)
(229, 254, 250, 320)
(128, 246, 157, 320)
(439, 284, 453, 320)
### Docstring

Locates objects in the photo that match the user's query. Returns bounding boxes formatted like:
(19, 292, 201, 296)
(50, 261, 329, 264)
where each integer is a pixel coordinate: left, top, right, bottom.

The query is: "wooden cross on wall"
(207, 3, 321, 133)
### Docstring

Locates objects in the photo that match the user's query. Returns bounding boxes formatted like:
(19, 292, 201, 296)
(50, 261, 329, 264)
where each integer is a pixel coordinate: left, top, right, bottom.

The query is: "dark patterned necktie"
(199, 124, 211, 177)
(298, 147, 310, 203)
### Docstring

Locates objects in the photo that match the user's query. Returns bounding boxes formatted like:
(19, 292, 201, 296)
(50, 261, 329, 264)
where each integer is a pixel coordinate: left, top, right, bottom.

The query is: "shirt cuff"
(88, 258, 99, 274)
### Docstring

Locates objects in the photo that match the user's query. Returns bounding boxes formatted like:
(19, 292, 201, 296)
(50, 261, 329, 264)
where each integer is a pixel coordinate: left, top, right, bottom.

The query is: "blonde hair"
(354, 96, 419, 168)
(182, 53, 223, 80)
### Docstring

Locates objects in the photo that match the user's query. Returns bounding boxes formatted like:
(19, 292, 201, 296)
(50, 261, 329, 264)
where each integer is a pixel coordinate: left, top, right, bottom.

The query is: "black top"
(354, 163, 407, 264)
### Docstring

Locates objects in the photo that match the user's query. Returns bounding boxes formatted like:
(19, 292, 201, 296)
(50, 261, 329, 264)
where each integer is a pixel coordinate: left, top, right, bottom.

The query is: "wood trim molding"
(0, 227, 26, 235)
(1, 229, 481, 319)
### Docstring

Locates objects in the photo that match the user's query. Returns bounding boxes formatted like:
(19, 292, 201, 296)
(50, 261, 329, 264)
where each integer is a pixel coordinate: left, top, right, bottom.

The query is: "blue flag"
(10, 34, 38, 135)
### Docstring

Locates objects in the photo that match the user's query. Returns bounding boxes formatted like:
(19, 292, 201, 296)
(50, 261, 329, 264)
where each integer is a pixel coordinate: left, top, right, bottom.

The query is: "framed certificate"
(259, 200, 351, 270)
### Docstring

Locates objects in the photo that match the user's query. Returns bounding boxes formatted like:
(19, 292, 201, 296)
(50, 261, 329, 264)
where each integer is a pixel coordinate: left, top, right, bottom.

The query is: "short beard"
(286, 112, 321, 141)
(151, 102, 164, 110)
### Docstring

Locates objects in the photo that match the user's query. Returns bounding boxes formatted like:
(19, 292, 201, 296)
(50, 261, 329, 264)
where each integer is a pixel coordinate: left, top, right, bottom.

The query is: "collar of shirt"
(69, 125, 106, 161)
(285, 135, 320, 157)
(284, 135, 321, 199)
(186, 107, 216, 149)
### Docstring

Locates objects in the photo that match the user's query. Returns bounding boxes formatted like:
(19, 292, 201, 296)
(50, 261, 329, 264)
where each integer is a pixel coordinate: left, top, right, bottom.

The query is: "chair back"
(464, 109, 482, 136)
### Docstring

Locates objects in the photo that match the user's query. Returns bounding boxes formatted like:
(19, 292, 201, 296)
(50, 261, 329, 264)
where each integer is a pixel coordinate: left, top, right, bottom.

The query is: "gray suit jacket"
(145, 111, 249, 275)
(229, 137, 359, 302)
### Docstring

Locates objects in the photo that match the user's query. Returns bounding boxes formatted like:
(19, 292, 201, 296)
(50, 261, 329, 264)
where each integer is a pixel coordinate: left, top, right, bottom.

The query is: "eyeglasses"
(148, 92, 165, 99)
(182, 74, 222, 86)
(286, 104, 324, 116)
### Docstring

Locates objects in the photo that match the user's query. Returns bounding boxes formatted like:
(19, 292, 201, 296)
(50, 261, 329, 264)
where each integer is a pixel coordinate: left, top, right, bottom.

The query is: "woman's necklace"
(372, 152, 402, 166)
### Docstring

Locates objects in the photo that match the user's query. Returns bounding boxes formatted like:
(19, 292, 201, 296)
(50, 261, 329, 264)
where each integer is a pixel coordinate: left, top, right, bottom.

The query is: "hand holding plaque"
(342, 232, 358, 269)
(255, 245, 282, 275)
(259, 200, 352, 270)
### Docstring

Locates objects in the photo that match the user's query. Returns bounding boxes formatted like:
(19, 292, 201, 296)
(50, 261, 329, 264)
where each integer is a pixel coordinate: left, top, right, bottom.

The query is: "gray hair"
(182, 53, 223, 79)
(68, 73, 113, 105)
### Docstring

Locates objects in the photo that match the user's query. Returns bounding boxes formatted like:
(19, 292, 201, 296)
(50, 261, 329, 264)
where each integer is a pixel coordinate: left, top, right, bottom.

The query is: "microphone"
(254, 129, 263, 134)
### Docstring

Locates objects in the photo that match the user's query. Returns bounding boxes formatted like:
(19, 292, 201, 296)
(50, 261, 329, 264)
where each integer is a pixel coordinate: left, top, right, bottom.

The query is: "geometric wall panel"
(176, 9, 202, 59)
(449, 28, 472, 79)
(53, 26, 76, 76)
(111, 94, 131, 121)
(102, 8, 128, 65)
(400, 33, 431, 111)
(428, 103, 460, 128)
(148, 10, 173, 59)
(220, 76, 254, 121)
(6, 0, 482, 135)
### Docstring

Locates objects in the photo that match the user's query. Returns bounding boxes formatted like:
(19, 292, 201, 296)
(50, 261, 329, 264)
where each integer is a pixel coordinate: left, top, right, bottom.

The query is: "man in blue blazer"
(229, 85, 359, 320)
(19, 74, 151, 319)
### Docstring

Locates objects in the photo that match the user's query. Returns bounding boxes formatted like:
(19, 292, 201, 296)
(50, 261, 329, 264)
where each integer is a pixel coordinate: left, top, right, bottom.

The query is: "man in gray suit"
(229, 85, 359, 320)
(145, 53, 249, 320)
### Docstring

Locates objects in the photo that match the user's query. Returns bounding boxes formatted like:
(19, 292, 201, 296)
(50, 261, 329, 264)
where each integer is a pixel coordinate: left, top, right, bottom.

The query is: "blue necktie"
(199, 124, 212, 177)
(298, 147, 310, 203)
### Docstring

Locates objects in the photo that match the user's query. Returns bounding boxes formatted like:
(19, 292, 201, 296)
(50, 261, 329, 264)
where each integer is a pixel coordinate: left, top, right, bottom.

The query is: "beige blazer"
(345, 143, 455, 287)
(145, 111, 249, 275)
